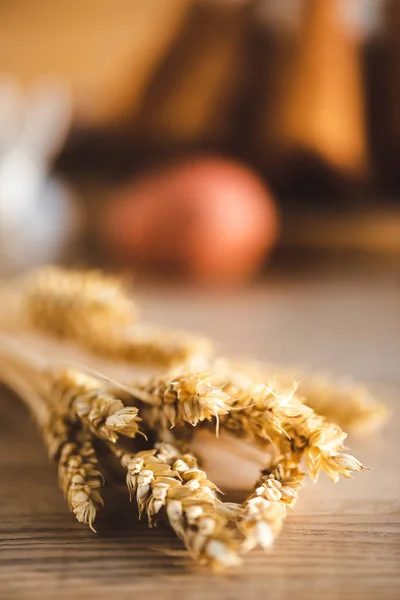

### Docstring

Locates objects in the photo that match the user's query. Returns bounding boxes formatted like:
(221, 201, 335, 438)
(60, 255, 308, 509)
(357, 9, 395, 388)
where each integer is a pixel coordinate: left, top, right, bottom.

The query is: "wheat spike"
(135, 367, 234, 430)
(20, 266, 136, 338)
(57, 429, 104, 532)
(238, 459, 305, 553)
(48, 367, 143, 443)
(3, 266, 212, 367)
(0, 351, 105, 531)
(112, 442, 243, 568)
(214, 359, 387, 434)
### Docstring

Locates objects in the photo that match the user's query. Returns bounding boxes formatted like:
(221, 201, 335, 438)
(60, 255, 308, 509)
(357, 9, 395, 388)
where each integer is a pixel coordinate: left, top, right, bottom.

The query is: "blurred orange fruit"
(101, 155, 279, 285)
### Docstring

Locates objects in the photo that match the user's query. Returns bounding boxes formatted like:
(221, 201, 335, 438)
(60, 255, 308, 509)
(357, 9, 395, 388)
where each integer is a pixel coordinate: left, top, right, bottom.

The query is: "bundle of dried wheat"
(0, 267, 386, 569)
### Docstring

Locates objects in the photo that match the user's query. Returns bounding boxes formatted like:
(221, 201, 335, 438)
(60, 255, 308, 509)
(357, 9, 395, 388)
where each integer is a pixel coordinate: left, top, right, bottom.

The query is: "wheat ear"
(3, 266, 212, 367)
(286, 371, 387, 433)
(237, 458, 305, 553)
(213, 378, 367, 483)
(47, 367, 144, 443)
(57, 428, 104, 531)
(111, 441, 244, 568)
(0, 348, 105, 531)
(214, 359, 387, 434)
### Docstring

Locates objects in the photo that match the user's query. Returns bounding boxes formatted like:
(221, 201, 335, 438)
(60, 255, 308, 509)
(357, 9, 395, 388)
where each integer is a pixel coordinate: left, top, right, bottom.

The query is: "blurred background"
(1, 0, 400, 284)
(1, 8, 399, 594)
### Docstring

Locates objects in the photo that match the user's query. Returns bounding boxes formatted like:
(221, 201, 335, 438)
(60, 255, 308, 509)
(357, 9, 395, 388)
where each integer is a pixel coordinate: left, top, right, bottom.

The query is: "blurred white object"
(0, 78, 80, 275)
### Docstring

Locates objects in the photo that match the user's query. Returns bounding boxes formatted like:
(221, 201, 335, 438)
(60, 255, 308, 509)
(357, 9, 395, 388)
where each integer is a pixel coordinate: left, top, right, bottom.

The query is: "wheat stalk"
(95, 324, 212, 368)
(0, 356, 105, 531)
(0, 334, 145, 444)
(2, 267, 212, 367)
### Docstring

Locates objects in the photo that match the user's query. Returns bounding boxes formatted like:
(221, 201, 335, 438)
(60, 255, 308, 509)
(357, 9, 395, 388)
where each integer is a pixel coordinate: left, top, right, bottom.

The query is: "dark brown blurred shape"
(133, 1, 248, 150)
(367, 0, 400, 193)
(249, 0, 369, 199)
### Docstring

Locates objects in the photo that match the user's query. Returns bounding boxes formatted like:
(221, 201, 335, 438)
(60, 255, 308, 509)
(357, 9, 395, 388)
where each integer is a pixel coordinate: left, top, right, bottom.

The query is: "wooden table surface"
(1, 272, 399, 600)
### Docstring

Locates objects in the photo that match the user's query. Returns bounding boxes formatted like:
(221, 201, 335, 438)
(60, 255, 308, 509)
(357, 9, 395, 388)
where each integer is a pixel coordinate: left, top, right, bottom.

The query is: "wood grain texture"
(1, 274, 399, 600)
